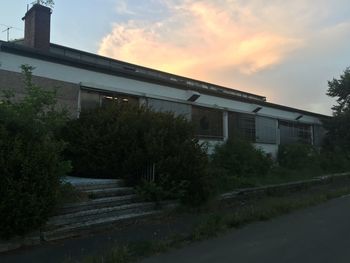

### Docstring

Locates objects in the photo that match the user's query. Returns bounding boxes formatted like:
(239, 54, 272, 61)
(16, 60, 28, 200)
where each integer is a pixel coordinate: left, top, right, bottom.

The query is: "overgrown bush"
(319, 149, 350, 173)
(277, 143, 320, 171)
(0, 65, 70, 239)
(210, 139, 272, 177)
(63, 104, 211, 206)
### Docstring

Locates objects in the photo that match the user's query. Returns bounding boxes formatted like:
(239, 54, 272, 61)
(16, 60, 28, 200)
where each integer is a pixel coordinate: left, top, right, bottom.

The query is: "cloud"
(115, 1, 135, 15)
(99, 0, 304, 77)
(98, 0, 350, 114)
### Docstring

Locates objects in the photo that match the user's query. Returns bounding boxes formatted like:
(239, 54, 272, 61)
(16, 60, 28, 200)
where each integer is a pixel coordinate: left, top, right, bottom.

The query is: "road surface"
(143, 195, 350, 263)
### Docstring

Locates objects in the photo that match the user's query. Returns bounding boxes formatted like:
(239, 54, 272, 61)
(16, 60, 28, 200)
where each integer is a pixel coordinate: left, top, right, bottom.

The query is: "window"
(80, 89, 138, 111)
(256, 116, 276, 144)
(192, 106, 223, 139)
(80, 90, 100, 110)
(313, 125, 326, 146)
(147, 98, 191, 119)
(279, 120, 312, 145)
(228, 112, 256, 142)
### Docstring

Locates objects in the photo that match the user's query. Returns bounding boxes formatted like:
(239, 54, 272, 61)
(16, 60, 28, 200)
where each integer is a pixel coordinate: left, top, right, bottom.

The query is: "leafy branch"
(32, 0, 55, 9)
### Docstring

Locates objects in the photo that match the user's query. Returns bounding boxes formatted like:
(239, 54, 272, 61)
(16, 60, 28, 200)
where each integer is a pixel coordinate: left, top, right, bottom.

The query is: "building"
(0, 3, 327, 156)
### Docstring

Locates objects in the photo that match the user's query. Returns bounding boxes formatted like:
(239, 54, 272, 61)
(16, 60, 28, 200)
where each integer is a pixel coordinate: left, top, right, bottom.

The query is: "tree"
(0, 65, 70, 239)
(327, 67, 350, 115)
(63, 104, 211, 205)
(324, 67, 350, 153)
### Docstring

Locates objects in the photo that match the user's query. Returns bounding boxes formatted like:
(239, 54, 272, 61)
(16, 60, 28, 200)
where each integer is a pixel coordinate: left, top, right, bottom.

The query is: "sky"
(1, 1, 350, 115)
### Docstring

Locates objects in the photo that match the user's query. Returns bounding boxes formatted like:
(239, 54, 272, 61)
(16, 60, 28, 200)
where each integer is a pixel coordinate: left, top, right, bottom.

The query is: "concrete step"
(74, 180, 125, 191)
(58, 194, 140, 215)
(84, 187, 134, 199)
(42, 210, 162, 242)
(48, 202, 156, 227)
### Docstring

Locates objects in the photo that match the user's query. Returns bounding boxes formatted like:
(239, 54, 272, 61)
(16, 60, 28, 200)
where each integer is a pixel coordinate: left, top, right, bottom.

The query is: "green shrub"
(210, 139, 272, 178)
(0, 65, 70, 239)
(136, 180, 169, 204)
(277, 143, 320, 171)
(319, 149, 350, 173)
(63, 104, 211, 206)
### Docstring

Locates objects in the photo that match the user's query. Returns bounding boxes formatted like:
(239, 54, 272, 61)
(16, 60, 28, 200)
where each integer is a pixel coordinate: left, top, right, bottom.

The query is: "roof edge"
(0, 40, 330, 119)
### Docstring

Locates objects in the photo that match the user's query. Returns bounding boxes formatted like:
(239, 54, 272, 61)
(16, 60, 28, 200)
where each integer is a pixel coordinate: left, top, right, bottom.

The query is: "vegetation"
(0, 65, 70, 239)
(211, 139, 272, 177)
(327, 67, 350, 115)
(2, 63, 350, 240)
(277, 143, 320, 171)
(209, 139, 350, 193)
(209, 139, 273, 192)
(35, 0, 55, 9)
(74, 181, 350, 263)
(324, 67, 350, 155)
(63, 104, 211, 206)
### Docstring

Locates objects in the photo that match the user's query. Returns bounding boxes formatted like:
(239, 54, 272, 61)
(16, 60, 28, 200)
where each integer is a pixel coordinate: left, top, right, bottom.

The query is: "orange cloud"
(98, 1, 303, 82)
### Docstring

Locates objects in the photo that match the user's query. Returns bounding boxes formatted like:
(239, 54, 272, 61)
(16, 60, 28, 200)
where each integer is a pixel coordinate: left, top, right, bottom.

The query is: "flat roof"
(0, 40, 330, 119)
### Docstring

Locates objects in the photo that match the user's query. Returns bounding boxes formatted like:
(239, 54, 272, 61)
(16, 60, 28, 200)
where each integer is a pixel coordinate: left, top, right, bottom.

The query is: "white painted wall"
(0, 51, 323, 126)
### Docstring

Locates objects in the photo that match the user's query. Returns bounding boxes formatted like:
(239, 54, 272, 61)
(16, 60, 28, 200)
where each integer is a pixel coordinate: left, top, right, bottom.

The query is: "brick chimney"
(22, 4, 52, 51)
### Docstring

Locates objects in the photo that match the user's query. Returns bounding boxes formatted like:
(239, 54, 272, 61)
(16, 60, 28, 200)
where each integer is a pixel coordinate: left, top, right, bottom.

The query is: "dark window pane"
(80, 90, 100, 110)
(256, 116, 276, 144)
(147, 98, 191, 119)
(313, 125, 326, 146)
(228, 112, 256, 142)
(101, 93, 138, 108)
(80, 89, 139, 111)
(101, 94, 116, 108)
(192, 106, 223, 139)
(279, 121, 312, 145)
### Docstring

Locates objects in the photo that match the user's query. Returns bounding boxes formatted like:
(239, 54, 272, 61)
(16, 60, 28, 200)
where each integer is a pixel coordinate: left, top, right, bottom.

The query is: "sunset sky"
(1, 0, 350, 115)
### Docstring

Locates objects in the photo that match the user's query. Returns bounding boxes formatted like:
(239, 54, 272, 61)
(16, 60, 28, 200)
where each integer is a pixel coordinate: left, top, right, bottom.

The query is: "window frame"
(79, 88, 139, 112)
(191, 106, 224, 140)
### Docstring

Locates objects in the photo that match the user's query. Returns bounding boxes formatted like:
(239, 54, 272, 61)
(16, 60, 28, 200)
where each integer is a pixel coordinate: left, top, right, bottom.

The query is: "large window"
(279, 120, 312, 145)
(256, 116, 276, 144)
(313, 124, 326, 147)
(80, 89, 138, 111)
(228, 112, 256, 142)
(147, 98, 191, 119)
(192, 106, 223, 139)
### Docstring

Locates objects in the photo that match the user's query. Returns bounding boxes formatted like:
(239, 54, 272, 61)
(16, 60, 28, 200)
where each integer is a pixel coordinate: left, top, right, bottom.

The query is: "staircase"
(41, 177, 174, 241)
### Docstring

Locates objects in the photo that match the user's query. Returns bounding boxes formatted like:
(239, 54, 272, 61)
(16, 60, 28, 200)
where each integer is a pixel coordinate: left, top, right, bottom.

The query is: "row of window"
(80, 89, 138, 110)
(80, 89, 317, 145)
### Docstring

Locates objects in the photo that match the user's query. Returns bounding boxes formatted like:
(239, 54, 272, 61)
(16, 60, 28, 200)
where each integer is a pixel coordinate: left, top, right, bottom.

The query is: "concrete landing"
(62, 176, 122, 186)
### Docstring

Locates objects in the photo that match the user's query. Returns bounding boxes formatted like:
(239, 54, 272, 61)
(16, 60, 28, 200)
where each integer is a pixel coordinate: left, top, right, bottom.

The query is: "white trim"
(223, 111, 229, 141)
(0, 51, 323, 125)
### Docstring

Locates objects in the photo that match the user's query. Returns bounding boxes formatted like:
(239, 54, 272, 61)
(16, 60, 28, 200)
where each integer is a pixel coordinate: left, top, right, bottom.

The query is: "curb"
(220, 172, 350, 200)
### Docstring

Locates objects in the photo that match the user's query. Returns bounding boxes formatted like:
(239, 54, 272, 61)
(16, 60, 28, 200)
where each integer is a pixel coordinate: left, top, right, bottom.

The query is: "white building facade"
(0, 4, 327, 157)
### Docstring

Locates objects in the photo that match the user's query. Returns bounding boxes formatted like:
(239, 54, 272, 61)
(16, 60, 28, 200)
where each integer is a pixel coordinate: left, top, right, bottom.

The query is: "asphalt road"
(143, 195, 350, 263)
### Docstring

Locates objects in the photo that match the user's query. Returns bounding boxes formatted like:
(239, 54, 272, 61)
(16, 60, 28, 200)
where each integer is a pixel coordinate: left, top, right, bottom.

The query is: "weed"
(77, 185, 350, 263)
